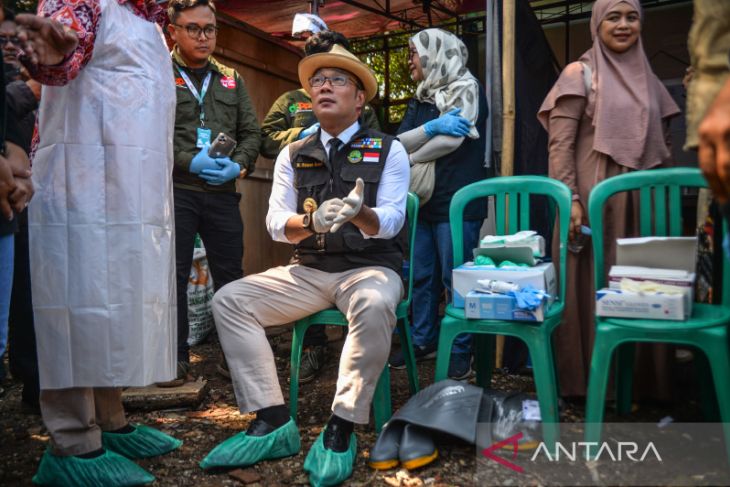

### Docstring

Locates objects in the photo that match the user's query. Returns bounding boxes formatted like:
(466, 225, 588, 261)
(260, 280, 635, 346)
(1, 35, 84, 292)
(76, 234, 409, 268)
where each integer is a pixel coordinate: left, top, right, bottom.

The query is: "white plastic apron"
(29, 0, 177, 389)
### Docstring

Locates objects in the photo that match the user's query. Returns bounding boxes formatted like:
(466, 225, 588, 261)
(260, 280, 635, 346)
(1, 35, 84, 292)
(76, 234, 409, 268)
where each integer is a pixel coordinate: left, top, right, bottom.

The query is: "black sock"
(328, 414, 354, 436)
(108, 424, 135, 434)
(75, 448, 105, 459)
(324, 414, 354, 452)
(255, 405, 290, 429)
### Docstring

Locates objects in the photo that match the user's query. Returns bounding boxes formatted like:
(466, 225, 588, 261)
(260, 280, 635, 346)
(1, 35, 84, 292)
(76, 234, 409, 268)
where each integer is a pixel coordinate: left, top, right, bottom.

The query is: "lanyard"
(177, 66, 212, 127)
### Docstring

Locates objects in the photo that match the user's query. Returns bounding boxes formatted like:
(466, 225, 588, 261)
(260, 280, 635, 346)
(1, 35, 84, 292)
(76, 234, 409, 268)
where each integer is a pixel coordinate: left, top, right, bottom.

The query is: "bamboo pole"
(501, 0, 516, 178)
(495, 0, 516, 370)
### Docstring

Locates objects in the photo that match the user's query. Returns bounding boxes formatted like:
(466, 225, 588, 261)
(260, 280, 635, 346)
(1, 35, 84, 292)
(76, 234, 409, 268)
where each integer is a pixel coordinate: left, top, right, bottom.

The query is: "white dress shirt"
(266, 121, 410, 244)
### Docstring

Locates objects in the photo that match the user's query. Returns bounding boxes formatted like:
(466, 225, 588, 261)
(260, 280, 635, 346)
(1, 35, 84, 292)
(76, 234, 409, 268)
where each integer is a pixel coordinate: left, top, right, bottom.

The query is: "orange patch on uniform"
(175, 77, 186, 87)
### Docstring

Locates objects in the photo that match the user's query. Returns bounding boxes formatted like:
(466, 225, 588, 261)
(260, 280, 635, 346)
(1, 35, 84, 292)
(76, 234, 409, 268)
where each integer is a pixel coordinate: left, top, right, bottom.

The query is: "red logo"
(175, 77, 186, 87)
(51, 6, 85, 35)
(220, 76, 236, 89)
(482, 433, 524, 473)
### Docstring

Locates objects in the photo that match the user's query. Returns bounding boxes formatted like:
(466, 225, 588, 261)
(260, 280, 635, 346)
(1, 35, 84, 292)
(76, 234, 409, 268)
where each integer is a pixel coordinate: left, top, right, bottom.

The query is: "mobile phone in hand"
(208, 132, 237, 158)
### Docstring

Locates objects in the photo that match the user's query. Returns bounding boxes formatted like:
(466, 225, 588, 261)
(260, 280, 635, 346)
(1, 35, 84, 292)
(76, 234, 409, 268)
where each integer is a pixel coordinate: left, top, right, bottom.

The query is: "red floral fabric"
(27, 0, 168, 86)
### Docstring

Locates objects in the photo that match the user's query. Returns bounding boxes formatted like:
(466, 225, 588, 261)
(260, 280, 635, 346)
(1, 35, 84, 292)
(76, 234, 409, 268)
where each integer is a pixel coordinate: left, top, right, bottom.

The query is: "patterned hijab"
(411, 28, 480, 139)
(539, 0, 679, 170)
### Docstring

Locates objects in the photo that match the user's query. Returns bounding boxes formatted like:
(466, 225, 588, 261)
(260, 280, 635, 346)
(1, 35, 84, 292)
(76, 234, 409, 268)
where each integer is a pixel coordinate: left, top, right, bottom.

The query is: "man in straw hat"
(201, 44, 409, 486)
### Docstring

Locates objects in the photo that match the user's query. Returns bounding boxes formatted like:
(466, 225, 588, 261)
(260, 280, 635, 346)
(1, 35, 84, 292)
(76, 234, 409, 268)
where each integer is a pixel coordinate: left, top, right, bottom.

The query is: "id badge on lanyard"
(177, 66, 213, 148)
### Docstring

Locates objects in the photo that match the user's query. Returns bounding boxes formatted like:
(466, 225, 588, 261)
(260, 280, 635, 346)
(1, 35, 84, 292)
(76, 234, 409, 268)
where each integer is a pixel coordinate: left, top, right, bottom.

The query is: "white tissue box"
(595, 288, 687, 321)
(608, 266, 695, 315)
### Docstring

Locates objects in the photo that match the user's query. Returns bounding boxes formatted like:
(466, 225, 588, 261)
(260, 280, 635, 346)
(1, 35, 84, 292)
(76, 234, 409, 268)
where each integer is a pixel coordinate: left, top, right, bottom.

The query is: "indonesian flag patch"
(362, 152, 380, 164)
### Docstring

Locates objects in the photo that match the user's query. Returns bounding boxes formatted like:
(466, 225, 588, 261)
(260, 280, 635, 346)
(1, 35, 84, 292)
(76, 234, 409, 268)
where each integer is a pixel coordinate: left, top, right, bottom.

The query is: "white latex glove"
(312, 198, 345, 233)
(330, 178, 364, 233)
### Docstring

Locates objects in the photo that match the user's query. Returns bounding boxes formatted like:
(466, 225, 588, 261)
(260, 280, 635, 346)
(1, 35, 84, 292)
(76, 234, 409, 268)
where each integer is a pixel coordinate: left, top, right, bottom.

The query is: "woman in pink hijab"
(538, 0, 680, 400)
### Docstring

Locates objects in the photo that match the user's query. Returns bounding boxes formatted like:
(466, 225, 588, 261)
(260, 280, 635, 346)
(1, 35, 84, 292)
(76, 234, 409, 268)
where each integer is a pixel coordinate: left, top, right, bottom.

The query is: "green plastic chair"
(433, 176, 572, 448)
(584, 167, 730, 455)
(289, 192, 421, 432)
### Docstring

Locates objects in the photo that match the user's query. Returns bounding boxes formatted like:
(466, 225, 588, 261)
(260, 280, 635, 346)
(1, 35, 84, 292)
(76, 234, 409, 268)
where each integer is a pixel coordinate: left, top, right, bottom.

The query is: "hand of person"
(298, 122, 320, 140)
(9, 176, 34, 213)
(189, 144, 219, 174)
(199, 157, 241, 185)
(569, 200, 586, 242)
(0, 155, 17, 220)
(5, 143, 33, 213)
(312, 198, 344, 233)
(26, 79, 42, 101)
(5, 143, 31, 178)
(15, 14, 79, 66)
(423, 107, 472, 138)
(330, 178, 364, 233)
(698, 78, 730, 203)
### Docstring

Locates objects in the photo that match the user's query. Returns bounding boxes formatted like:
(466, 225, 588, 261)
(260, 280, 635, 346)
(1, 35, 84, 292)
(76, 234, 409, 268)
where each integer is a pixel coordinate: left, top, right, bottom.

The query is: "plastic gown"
(29, 0, 177, 389)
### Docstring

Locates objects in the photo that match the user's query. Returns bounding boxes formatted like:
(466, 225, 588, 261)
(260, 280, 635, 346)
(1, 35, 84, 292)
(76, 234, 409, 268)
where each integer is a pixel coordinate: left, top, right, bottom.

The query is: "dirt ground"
(0, 326, 709, 487)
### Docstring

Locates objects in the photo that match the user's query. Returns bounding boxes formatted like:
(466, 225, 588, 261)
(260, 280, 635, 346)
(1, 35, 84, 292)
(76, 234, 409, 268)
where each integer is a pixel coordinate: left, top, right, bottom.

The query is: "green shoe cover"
(303, 430, 357, 487)
(102, 424, 182, 459)
(199, 418, 301, 469)
(32, 448, 154, 486)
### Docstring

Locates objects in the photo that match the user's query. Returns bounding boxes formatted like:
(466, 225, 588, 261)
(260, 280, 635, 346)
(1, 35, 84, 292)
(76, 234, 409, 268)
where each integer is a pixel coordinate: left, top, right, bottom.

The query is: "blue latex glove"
(508, 285, 549, 311)
(423, 107, 472, 138)
(298, 122, 320, 140)
(189, 144, 219, 174)
(200, 157, 241, 185)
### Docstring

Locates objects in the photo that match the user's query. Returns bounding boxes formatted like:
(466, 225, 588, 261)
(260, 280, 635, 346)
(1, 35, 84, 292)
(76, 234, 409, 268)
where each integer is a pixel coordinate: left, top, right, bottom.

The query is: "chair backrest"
(587, 168, 727, 301)
(403, 192, 420, 307)
(449, 176, 572, 304)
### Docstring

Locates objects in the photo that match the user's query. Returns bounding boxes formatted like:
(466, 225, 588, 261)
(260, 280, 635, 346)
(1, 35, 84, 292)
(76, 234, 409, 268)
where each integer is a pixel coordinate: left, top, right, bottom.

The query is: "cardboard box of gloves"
(595, 237, 697, 321)
(453, 231, 556, 322)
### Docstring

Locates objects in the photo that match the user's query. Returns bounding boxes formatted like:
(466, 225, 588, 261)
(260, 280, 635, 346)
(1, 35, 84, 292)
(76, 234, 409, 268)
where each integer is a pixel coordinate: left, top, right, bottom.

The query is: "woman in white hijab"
(389, 28, 488, 381)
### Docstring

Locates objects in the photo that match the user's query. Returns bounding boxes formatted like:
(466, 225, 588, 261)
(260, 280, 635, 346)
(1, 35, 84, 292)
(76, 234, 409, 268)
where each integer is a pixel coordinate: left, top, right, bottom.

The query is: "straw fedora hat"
(298, 44, 378, 102)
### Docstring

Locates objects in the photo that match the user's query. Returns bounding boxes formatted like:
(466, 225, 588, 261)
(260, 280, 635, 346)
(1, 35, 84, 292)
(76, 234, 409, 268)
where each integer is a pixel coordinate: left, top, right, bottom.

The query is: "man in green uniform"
(165, 0, 261, 385)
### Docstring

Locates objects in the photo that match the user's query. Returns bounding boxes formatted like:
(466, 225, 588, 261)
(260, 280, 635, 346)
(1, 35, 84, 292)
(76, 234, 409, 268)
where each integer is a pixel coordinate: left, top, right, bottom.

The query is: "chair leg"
(434, 318, 458, 382)
(373, 367, 392, 433)
(700, 335, 730, 465)
(525, 335, 560, 449)
(585, 329, 620, 456)
(474, 334, 495, 388)
(289, 321, 308, 422)
(615, 342, 635, 416)
(397, 317, 419, 394)
(695, 349, 720, 421)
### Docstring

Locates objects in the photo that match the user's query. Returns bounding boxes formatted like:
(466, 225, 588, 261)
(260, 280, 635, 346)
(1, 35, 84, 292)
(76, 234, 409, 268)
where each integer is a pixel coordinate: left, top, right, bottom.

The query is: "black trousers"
(175, 187, 244, 362)
(8, 209, 39, 405)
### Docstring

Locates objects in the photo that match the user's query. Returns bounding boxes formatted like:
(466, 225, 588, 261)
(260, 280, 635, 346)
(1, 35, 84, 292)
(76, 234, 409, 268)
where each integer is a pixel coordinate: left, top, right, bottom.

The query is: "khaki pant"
(212, 264, 402, 424)
(40, 388, 127, 456)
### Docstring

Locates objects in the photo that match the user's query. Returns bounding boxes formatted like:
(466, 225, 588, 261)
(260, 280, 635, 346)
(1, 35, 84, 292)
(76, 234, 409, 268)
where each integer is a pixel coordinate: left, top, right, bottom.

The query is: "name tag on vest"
(296, 161, 324, 169)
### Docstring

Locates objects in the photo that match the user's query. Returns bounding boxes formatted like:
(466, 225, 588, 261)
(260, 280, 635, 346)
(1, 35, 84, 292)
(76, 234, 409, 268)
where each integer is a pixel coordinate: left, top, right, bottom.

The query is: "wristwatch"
(302, 211, 314, 232)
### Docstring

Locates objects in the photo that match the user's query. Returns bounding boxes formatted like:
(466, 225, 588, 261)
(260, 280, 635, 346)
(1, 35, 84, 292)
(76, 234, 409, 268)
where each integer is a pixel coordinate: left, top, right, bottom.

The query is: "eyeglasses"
(309, 75, 362, 89)
(0, 36, 19, 47)
(173, 23, 219, 39)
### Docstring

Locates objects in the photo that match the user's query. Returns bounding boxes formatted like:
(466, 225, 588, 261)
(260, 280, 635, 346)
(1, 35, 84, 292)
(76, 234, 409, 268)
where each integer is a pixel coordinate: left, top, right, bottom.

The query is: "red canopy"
(218, 0, 485, 42)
